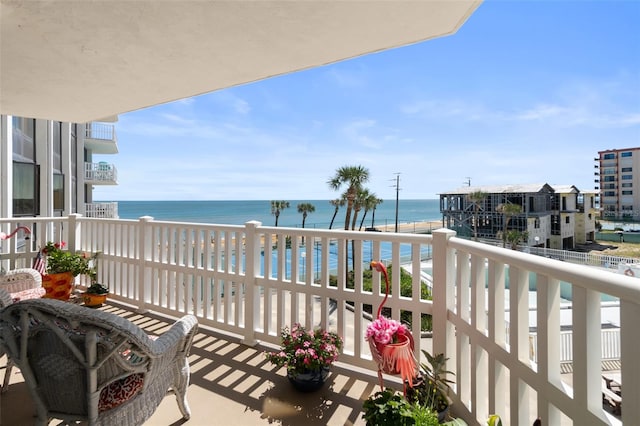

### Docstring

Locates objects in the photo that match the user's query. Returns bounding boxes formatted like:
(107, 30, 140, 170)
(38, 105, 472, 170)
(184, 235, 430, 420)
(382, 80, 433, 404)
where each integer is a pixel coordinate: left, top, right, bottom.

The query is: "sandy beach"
(374, 220, 444, 234)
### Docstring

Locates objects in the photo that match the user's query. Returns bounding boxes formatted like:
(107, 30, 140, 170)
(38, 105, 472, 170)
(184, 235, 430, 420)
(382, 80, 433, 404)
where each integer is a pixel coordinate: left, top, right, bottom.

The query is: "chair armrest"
(151, 315, 198, 355)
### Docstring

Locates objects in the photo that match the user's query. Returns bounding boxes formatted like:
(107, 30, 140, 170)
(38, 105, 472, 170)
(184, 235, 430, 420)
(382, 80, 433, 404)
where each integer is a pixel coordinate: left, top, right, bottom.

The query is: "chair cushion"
(11, 287, 46, 302)
(98, 373, 145, 412)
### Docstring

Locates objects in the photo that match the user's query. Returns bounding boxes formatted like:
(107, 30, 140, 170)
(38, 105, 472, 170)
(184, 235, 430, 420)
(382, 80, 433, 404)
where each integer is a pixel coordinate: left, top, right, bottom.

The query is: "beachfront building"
(439, 183, 597, 250)
(0, 116, 119, 220)
(596, 147, 640, 221)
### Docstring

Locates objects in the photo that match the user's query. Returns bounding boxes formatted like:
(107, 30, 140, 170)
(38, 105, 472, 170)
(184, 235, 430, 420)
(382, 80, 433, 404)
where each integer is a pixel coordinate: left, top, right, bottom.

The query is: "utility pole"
(391, 173, 401, 232)
(464, 177, 472, 187)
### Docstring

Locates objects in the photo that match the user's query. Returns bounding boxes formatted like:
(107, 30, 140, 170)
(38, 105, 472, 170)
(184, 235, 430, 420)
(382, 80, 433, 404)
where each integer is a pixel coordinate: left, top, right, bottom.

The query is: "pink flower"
(366, 316, 408, 346)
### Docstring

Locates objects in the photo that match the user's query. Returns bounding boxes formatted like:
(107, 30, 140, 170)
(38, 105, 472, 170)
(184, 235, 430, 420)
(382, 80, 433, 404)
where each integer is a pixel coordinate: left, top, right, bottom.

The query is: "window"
(622, 175, 633, 180)
(565, 216, 570, 224)
(622, 183, 632, 188)
(622, 190, 633, 195)
(604, 176, 615, 182)
(604, 153, 615, 160)
(13, 161, 39, 216)
(604, 191, 616, 196)
(622, 167, 633, 172)
(621, 152, 633, 157)
(71, 124, 77, 213)
(12, 117, 35, 161)
(52, 122, 62, 172)
(53, 173, 64, 212)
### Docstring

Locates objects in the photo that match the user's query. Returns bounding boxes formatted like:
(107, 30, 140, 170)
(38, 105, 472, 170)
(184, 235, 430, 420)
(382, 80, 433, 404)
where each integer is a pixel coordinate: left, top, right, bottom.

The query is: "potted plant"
(366, 260, 418, 391)
(40, 241, 97, 300)
(362, 387, 439, 426)
(82, 282, 109, 307)
(406, 350, 455, 422)
(264, 323, 343, 392)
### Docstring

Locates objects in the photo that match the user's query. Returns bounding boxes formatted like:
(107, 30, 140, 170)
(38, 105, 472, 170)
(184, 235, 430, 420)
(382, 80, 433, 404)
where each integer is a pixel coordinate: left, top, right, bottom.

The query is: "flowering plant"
(42, 241, 98, 279)
(366, 260, 418, 391)
(264, 323, 343, 374)
(366, 315, 409, 348)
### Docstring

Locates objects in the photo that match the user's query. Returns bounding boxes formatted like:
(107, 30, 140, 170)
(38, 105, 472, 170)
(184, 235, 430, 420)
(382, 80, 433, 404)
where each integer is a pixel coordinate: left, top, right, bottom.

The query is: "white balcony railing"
(1, 215, 638, 425)
(84, 162, 117, 184)
(84, 123, 118, 154)
(84, 202, 118, 219)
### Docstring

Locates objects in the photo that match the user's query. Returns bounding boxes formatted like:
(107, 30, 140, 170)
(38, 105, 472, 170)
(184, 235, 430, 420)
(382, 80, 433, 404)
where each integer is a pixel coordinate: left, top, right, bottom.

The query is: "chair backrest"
(0, 268, 42, 294)
(0, 298, 198, 425)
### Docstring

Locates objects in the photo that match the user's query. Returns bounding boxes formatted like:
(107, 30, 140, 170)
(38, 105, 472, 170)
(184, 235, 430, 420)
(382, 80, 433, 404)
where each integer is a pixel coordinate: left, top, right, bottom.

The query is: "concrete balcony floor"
(0, 300, 375, 425)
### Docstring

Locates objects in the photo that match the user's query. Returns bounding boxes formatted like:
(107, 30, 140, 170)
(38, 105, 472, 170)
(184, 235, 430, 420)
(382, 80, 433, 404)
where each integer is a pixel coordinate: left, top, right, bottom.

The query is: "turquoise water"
(113, 199, 441, 229)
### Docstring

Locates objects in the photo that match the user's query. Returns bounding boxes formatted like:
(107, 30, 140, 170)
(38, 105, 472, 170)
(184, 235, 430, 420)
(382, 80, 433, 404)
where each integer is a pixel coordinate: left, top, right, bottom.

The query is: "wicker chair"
(0, 298, 198, 425)
(0, 268, 44, 306)
(0, 268, 45, 391)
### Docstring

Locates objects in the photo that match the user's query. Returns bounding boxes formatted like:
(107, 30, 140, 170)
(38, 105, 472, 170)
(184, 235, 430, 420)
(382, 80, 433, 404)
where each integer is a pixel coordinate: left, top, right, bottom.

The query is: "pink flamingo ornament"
(0, 226, 31, 240)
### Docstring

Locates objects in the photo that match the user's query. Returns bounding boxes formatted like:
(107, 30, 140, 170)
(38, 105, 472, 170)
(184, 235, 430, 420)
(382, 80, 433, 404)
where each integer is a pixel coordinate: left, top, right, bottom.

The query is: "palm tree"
(359, 193, 381, 231)
(328, 198, 344, 230)
(496, 202, 522, 248)
(327, 165, 370, 231)
(297, 202, 315, 228)
(506, 230, 529, 250)
(328, 165, 370, 276)
(467, 191, 488, 241)
(270, 200, 290, 227)
(370, 197, 383, 229)
(351, 188, 370, 230)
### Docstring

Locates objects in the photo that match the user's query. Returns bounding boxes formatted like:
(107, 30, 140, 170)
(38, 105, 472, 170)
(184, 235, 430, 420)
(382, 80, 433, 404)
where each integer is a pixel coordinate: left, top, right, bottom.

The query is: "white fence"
(1, 215, 639, 425)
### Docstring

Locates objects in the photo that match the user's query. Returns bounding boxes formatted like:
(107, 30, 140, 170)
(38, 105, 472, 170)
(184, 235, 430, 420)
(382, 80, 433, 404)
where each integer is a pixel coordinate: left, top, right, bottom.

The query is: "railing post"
(621, 299, 640, 424)
(241, 220, 261, 346)
(431, 229, 456, 358)
(67, 213, 82, 252)
(137, 216, 154, 313)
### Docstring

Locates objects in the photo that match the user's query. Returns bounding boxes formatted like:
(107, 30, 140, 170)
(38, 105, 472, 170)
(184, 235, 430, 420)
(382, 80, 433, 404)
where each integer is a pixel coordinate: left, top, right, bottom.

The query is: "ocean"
(115, 199, 441, 229)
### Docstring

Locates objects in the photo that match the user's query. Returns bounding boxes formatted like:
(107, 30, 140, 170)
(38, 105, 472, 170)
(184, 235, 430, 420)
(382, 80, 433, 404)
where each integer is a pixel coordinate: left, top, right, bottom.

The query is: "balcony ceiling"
(0, 0, 481, 123)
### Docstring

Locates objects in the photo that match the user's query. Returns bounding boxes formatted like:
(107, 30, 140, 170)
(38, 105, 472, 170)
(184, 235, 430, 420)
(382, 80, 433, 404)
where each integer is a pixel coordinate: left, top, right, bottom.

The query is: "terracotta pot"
(42, 272, 74, 301)
(379, 334, 412, 374)
(82, 293, 108, 307)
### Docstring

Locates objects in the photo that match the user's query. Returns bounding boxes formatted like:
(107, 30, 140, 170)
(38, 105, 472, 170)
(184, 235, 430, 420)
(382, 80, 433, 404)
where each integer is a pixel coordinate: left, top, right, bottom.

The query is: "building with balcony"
(439, 183, 597, 250)
(0, 116, 119, 220)
(596, 147, 640, 221)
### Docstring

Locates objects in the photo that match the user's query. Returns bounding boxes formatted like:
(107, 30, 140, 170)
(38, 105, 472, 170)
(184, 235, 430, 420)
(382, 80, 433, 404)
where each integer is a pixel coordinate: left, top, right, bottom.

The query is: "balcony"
(84, 202, 118, 218)
(1, 215, 638, 425)
(84, 123, 118, 154)
(84, 162, 118, 184)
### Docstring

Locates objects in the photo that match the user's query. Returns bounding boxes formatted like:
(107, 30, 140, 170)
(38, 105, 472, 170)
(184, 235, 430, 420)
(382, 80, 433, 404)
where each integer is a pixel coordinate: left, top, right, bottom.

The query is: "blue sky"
(94, 0, 640, 201)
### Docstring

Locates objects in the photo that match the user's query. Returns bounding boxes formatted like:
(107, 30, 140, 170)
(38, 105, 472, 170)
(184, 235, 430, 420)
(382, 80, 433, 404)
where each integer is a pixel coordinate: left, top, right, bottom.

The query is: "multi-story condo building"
(596, 147, 640, 221)
(0, 116, 119, 220)
(439, 183, 597, 250)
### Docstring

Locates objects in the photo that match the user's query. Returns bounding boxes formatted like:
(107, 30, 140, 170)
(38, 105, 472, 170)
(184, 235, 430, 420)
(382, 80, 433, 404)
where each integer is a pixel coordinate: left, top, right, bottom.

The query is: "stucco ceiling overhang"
(0, 0, 482, 123)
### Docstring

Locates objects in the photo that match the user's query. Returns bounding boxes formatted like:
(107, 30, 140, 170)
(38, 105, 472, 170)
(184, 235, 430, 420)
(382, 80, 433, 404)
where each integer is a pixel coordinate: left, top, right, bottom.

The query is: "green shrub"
(362, 388, 439, 426)
(331, 266, 433, 332)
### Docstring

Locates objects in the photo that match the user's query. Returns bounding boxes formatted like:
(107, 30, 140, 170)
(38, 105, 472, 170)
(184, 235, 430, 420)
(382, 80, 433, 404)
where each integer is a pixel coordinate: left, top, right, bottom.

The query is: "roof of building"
(440, 183, 554, 195)
(440, 183, 587, 196)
